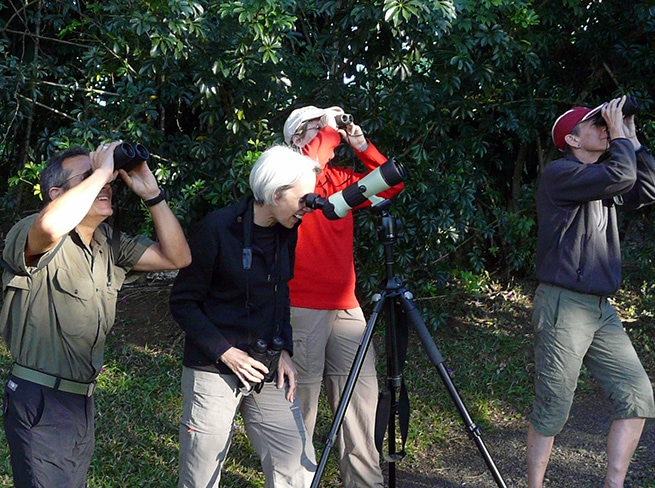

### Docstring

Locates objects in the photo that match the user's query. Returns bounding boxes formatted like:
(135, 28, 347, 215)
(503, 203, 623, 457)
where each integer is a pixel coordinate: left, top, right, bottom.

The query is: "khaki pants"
(177, 367, 316, 488)
(291, 307, 384, 488)
(530, 283, 655, 436)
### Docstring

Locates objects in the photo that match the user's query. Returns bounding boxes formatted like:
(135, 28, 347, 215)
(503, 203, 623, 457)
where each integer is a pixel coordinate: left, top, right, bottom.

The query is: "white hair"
(249, 145, 320, 205)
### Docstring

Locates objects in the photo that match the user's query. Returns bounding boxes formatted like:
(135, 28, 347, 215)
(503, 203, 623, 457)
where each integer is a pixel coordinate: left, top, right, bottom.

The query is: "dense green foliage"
(3, 1, 655, 324)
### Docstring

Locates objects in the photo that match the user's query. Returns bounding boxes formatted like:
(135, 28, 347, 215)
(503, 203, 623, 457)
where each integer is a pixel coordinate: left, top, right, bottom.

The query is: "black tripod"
(310, 203, 507, 487)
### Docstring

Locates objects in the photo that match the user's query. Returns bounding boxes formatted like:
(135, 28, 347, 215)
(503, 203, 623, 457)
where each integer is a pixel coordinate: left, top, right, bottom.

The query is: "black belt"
(10, 364, 96, 397)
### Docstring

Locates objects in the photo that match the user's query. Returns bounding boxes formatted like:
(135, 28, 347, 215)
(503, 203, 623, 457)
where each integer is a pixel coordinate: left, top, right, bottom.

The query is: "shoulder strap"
(242, 199, 253, 270)
(0, 257, 15, 274)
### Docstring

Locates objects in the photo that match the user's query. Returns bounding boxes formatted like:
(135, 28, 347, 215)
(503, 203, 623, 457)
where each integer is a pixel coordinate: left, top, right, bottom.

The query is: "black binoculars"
(113, 142, 150, 173)
(593, 96, 641, 125)
(622, 96, 641, 117)
(335, 113, 354, 128)
(248, 337, 284, 393)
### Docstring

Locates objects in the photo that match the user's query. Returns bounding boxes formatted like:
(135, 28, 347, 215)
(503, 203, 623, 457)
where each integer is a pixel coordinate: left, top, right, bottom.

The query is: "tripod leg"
(310, 291, 387, 488)
(398, 290, 508, 488)
(382, 292, 405, 488)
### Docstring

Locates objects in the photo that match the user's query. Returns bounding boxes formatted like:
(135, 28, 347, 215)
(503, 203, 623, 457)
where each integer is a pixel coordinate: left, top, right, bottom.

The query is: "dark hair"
(40, 147, 89, 203)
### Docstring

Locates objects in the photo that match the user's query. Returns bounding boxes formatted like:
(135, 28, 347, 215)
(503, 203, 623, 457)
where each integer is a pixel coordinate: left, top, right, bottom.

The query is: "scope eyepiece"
(305, 193, 326, 210)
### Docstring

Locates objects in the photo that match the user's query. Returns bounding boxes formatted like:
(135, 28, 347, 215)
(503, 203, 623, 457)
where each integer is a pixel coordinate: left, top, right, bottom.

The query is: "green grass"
(0, 276, 654, 487)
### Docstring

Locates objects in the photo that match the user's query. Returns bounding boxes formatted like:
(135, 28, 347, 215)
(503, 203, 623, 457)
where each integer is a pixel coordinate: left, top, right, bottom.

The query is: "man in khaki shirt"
(1, 141, 191, 488)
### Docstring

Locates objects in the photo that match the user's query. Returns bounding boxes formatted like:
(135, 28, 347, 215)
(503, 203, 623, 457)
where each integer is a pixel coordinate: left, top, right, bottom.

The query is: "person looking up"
(1, 141, 191, 488)
(527, 96, 655, 488)
(283, 105, 404, 487)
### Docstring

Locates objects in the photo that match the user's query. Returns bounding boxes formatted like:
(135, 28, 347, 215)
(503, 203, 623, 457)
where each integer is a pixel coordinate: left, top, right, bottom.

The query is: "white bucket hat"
(283, 105, 327, 144)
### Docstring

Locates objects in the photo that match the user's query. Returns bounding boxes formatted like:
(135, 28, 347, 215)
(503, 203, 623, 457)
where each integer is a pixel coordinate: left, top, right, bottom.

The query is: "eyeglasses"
(57, 168, 93, 187)
(296, 123, 321, 137)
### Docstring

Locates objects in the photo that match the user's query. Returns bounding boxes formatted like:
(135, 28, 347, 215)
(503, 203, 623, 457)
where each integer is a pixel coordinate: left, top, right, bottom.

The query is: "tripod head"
(370, 199, 404, 286)
(373, 201, 402, 246)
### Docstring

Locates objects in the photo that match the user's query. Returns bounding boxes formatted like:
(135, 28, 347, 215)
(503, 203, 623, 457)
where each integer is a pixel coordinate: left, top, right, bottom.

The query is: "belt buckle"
(86, 382, 96, 397)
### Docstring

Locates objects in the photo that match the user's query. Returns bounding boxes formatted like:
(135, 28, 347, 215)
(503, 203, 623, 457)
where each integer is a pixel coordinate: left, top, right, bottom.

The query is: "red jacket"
(289, 126, 404, 309)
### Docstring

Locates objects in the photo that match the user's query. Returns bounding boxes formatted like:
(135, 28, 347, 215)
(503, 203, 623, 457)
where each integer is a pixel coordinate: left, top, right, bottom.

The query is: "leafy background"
(3, 1, 655, 314)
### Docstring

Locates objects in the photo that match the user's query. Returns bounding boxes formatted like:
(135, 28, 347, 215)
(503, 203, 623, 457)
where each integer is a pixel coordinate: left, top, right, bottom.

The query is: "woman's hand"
(602, 96, 628, 142)
(623, 113, 641, 150)
(220, 347, 268, 391)
(341, 123, 368, 152)
(276, 350, 298, 402)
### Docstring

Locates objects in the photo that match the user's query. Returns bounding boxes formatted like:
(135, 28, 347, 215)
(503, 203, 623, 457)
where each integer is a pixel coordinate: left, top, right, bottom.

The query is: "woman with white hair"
(170, 145, 320, 487)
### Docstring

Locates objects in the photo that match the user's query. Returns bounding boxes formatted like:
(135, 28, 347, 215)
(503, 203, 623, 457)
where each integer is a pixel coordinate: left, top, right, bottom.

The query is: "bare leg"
(527, 424, 555, 488)
(604, 417, 645, 488)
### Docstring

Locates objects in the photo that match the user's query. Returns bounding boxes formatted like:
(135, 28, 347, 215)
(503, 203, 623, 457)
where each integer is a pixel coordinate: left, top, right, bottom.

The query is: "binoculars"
(593, 96, 641, 125)
(622, 96, 641, 117)
(335, 113, 354, 128)
(248, 337, 284, 393)
(113, 142, 150, 173)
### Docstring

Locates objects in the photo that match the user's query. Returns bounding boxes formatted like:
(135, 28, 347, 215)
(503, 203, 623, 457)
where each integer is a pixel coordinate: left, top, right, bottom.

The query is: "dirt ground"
(114, 279, 655, 488)
(392, 392, 655, 488)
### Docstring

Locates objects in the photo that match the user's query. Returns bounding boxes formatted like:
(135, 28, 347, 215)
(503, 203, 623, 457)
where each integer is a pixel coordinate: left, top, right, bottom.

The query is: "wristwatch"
(143, 187, 166, 207)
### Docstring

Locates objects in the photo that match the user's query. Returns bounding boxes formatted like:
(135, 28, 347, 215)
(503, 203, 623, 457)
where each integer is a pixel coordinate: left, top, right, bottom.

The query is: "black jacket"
(169, 196, 297, 374)
(536, 138, 655, 295)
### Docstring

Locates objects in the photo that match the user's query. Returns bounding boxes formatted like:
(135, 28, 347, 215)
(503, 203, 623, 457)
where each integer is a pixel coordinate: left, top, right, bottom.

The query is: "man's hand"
(89, 141, 120, 184)
(117, 159, 161, 201)
(623, 113, 641, 150)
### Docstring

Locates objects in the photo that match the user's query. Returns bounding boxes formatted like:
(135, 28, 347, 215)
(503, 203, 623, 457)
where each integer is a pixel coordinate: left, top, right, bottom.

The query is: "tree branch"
(15, 93, 77, 122)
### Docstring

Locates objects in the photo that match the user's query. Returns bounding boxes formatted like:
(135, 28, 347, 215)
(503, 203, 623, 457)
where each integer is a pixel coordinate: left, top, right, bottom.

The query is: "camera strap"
(242, 202, 253, 271)
(242, 199, 284, 339)
(108, 204, 122, 287)
(241, 201, 254, 325)
(272, 229, 282, 339)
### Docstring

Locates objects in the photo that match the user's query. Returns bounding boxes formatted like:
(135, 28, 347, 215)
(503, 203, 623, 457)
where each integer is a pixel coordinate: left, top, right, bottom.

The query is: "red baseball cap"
(551, 104, 603, 151)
